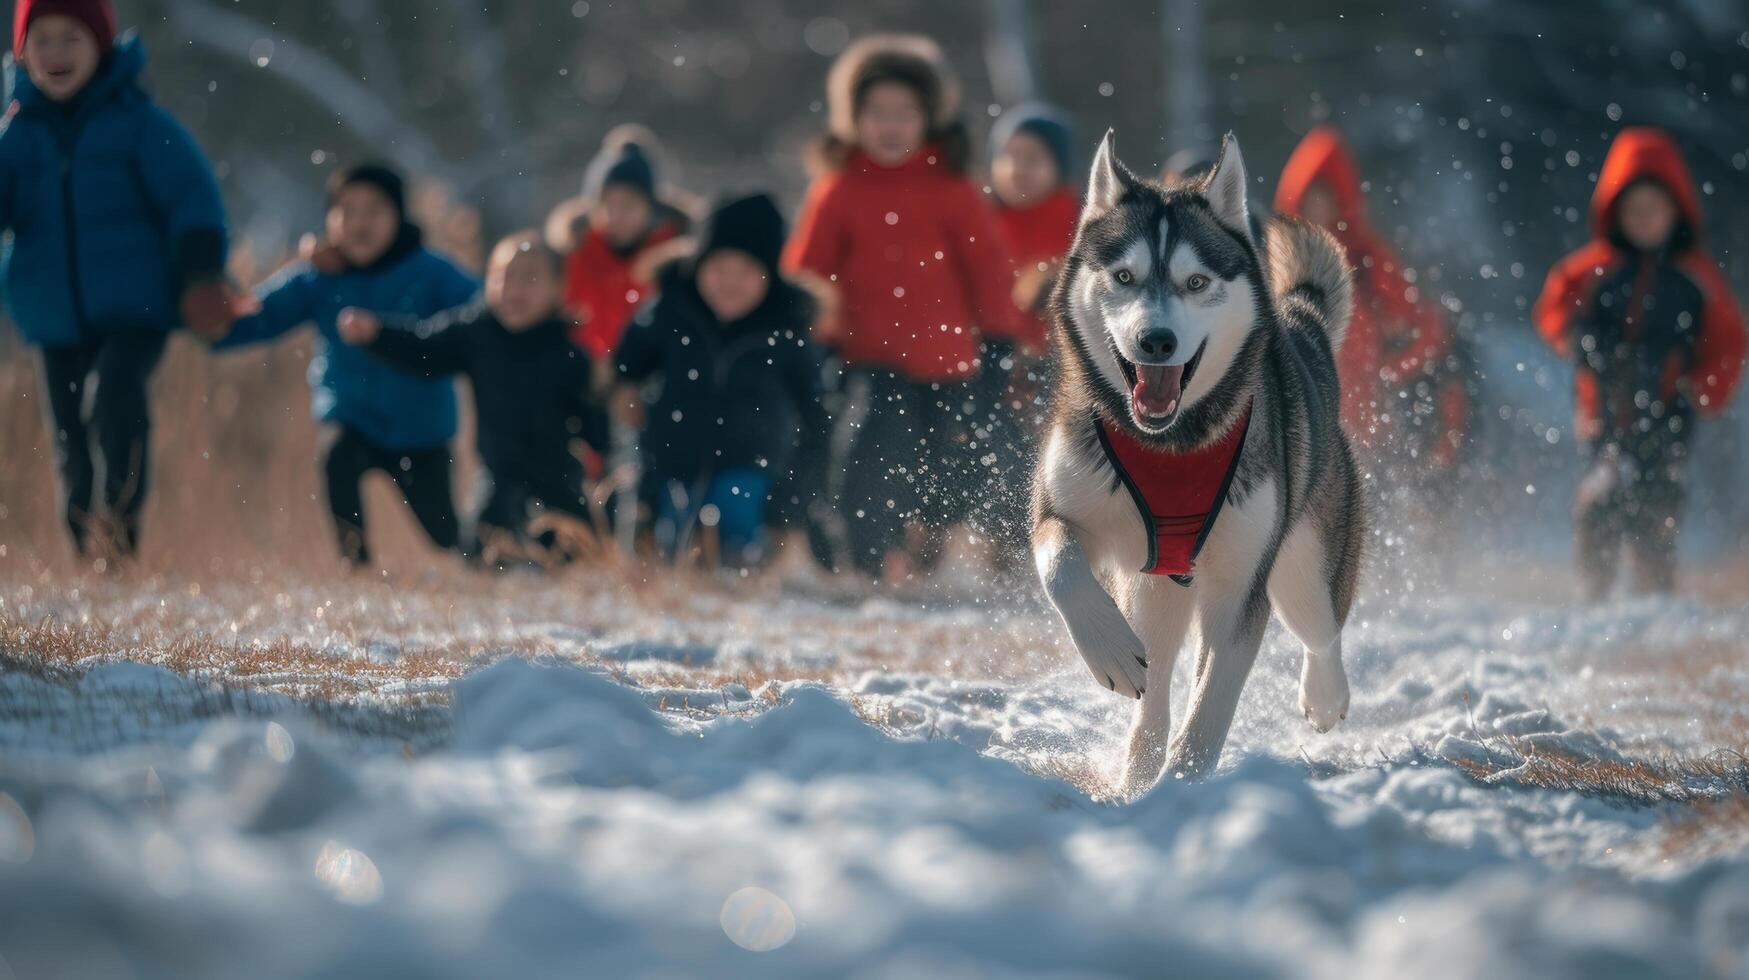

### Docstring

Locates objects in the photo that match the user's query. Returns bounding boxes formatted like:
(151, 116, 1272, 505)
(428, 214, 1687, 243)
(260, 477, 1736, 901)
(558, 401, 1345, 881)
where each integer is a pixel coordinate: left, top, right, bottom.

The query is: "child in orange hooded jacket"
(1275, 127, 1468, 473)
(1533, 127, 1745, 598)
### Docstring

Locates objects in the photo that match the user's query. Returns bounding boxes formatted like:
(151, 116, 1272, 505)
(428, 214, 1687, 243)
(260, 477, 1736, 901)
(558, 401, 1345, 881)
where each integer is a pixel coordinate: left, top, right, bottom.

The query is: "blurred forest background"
(2, 0, 1747, 576)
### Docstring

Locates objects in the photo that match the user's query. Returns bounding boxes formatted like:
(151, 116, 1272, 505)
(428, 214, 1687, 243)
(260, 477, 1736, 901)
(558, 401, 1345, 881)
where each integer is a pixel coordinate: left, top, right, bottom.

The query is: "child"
(988, 101, 1078, 354)
(213, 163, 478, 566)
(982, 102, 1079, 570)
(783, 34, 1021, 580)
(336, 233, 609, 565)
(2, 0, 238, 562)
(553, 127, 690, 360)
(1275, 126, 1468, 478)
(614, 193, 827, 568)
(1534, 127, 1745, 599)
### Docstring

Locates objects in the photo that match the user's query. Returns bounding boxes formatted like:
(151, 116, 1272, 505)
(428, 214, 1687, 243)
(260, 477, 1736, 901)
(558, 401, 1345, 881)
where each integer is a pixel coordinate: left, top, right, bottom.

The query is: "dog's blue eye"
(1114, 269, 1134, 285)
(1185, 273, 1211, 293)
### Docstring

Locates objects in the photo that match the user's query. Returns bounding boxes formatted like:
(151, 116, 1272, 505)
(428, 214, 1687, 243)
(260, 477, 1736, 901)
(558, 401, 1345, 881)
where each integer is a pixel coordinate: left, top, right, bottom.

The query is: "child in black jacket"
(337, 233, 609, 563)
(614, 193, 828, 568)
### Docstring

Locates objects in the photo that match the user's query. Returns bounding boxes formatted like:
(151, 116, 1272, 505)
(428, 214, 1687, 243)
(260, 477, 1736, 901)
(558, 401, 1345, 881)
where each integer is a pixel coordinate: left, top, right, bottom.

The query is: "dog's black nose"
(1137, 327, 1177, 362)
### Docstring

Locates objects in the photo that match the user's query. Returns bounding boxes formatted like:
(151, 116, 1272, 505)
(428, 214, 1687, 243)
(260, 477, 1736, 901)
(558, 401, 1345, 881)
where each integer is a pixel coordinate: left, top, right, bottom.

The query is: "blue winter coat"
(215, 244, 479, 452)
(0, 34, 227, 346)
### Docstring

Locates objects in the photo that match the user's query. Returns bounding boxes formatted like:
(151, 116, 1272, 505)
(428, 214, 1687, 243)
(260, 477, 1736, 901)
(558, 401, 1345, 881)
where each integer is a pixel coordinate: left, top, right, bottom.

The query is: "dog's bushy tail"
(1266, 217, 1354, 353)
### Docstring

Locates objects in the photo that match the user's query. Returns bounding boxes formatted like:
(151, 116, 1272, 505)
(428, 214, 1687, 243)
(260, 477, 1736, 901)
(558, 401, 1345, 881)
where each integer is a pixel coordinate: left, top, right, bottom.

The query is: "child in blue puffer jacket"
(213, 164, 478, 566)
(1, 0, 238, 563)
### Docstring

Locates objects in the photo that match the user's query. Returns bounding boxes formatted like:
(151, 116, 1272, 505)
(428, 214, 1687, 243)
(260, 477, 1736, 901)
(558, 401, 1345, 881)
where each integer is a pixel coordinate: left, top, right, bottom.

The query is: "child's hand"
(337, 307, 381, 345)
(180, 281, 258, 342)
(299, 233, 347, 276)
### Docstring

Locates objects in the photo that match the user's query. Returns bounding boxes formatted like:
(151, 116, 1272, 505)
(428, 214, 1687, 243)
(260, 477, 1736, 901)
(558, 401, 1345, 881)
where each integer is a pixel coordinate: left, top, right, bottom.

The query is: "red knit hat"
(13, 0, 118, 61)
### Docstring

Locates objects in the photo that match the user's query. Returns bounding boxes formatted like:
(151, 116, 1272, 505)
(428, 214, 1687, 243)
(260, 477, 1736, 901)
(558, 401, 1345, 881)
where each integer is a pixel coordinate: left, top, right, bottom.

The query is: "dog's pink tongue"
(1132, 364, 1184, 418)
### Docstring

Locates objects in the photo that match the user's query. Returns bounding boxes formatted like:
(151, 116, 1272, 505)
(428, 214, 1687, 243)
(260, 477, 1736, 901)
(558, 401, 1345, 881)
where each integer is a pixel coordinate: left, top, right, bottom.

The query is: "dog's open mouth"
(1117, 341, 1206, 428)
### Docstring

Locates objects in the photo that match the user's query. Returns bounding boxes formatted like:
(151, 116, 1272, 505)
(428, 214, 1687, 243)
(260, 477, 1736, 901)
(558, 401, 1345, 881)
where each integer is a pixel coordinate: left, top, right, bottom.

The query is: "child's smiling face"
(697, 248, 770, 323)
(591, 185, 654, 250)
(485, 240, 560, 332)
(1617, 182, 1680, 252)
(993, 130, 1061, 207)
(20, 14, 101, 103)
(855, 82, 928, 167)
(325, 184, 401, 268)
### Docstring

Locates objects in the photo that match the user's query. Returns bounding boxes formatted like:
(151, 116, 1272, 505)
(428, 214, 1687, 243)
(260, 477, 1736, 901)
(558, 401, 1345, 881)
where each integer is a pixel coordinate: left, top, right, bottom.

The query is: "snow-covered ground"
(1, 555, 1747, 979)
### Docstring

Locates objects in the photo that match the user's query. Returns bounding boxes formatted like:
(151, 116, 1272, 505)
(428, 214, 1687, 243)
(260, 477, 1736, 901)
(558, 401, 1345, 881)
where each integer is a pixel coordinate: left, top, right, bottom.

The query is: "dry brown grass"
(1449, 736, 1749, 805)
(1660, 792, 1749, 863)
(0, 611, 479, 703)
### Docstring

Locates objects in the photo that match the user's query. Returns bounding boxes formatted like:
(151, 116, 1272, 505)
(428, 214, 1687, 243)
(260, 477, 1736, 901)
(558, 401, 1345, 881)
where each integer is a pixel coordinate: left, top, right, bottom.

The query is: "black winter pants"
(321, 424, 459, 565)
(473, 460, 593, 554)
(828, 369, 982, 577)
(1574, 441, 1685, 600)
(37, 330, 169, 556)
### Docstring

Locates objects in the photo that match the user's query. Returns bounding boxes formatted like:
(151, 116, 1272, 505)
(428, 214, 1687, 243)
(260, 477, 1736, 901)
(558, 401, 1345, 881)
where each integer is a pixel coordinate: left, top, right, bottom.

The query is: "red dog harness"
(1093, 405, 1252, 585)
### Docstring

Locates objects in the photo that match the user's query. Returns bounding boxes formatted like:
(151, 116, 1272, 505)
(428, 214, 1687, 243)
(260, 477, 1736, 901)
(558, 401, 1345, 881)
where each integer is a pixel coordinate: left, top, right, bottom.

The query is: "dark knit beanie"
(990, 102, 1076, 182)
(13, 0, 116, 60)
(584, 141, 657, 202)
(328, 163, 408, 219)
(697, 193, 785, 277)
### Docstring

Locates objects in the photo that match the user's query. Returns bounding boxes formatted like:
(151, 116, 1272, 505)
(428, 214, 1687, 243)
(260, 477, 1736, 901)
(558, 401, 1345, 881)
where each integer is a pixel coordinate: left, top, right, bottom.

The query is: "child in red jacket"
(784, 34, 1021, 581)
(988, 102, 1077, 355)
(1533, 127, 1745, 599)
(553, 128, 689, 360)
(1275, 127, 1468, 477)
(982, 101, 1079, 568)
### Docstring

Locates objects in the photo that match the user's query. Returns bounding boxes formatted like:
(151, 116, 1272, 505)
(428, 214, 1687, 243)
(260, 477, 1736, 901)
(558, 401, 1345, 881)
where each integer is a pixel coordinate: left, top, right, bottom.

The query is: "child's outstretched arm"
(345, 303, 481, 379)
(209, 263, 319, 350)
(1533, 246, 1610, 357)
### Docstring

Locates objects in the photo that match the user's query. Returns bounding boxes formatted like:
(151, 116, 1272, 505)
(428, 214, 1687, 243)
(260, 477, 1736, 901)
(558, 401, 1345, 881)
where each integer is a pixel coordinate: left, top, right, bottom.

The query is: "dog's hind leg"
(1118, 579, 1193, 797)
(1164, 587, 1271, 778)
(1269, 521, 1350, 733)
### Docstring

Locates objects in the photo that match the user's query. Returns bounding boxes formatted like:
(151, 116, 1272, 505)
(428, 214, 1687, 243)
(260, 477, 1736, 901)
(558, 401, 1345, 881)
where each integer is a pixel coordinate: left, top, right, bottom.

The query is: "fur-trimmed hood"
(544, 124, 703, 253)
(544, 195, 695, 255)
(815, 33, 970, 174)
(826, 34, 960, 143)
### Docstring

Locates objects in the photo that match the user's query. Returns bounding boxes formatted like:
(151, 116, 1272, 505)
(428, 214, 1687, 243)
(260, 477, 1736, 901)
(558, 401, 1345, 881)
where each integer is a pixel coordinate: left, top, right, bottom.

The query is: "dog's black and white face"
(1059, 132, 1262, 436)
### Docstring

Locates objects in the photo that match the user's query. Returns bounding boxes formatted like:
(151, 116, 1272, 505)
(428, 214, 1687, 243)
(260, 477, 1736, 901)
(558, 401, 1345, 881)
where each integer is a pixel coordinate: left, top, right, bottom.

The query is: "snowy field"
(1, 549, 1748, 980)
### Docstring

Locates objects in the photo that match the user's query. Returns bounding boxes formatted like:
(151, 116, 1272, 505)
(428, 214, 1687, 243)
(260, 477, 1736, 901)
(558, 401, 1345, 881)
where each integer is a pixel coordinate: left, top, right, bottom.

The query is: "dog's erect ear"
(1204, 132, 1251, 240)
(1084, 129, 1134, 220)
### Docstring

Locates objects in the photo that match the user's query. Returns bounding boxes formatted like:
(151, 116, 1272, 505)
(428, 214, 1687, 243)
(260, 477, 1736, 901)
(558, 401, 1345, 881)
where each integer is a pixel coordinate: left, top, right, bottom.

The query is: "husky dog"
(1032, 131, 1365, 793)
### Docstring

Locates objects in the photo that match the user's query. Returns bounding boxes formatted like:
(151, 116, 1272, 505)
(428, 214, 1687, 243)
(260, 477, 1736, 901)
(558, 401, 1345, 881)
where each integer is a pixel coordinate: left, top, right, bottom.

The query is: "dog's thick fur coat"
(1031, 132, 1366, 792)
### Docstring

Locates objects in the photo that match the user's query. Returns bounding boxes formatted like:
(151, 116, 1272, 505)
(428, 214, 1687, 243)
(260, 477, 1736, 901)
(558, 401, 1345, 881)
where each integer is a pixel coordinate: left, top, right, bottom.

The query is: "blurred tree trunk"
(1162, 0, 1207, 152)
(983, 0, 1039, 106)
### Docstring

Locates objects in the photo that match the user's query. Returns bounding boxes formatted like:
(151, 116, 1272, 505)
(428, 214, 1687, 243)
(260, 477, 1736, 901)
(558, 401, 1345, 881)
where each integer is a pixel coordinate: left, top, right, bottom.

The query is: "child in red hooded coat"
(551, 127, 690, 360)
(783, 34, 1021, 581)
(1275, 127, 1469, 476)
(1534, 127, 1745, 599)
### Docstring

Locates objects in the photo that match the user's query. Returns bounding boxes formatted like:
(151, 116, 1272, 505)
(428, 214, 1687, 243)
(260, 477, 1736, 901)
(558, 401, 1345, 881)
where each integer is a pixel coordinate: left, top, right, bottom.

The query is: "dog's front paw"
(1067, 603, 1148, 699)
(1299, 655, 1349, 733)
